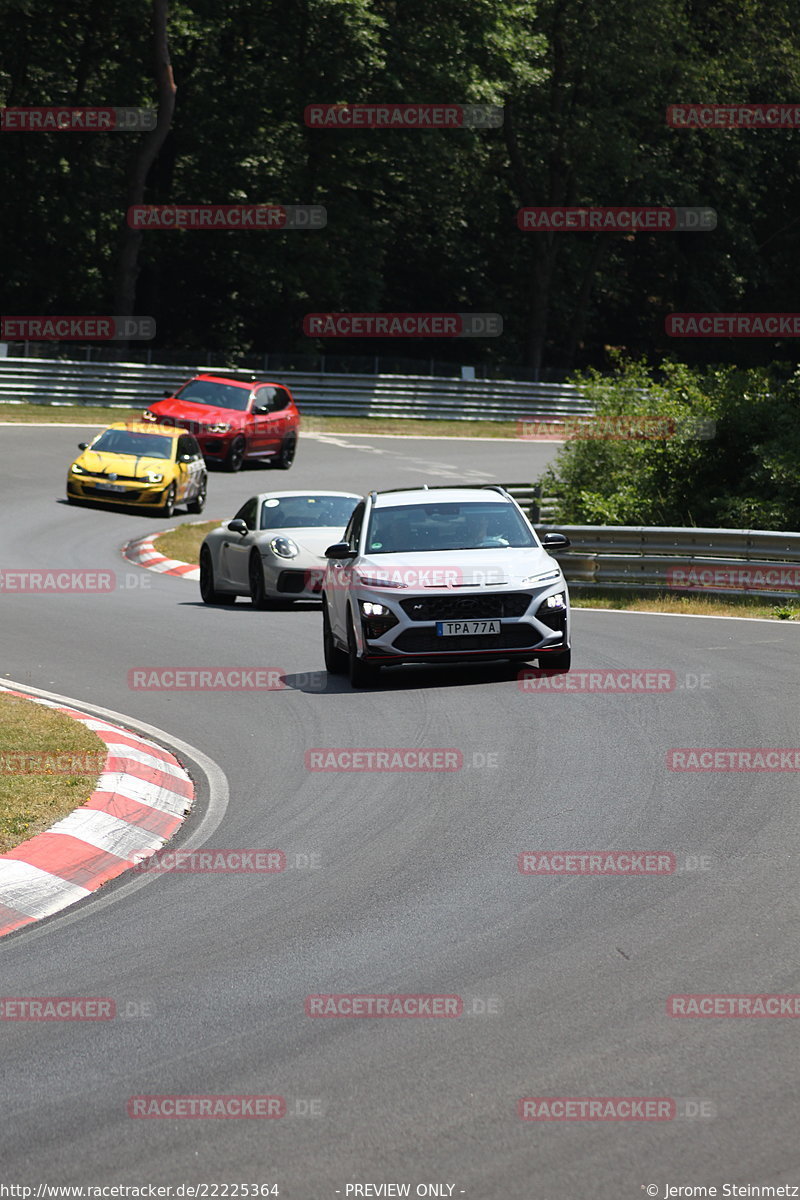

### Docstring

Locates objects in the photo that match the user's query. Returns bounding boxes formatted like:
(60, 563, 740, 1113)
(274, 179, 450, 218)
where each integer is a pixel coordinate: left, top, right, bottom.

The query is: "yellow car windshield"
(91, 431, 173, 459)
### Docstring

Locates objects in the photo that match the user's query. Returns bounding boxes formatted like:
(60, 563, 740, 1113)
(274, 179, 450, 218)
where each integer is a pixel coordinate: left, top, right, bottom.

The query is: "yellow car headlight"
(71, 463, 86, 474)
(145, 472, 164, 483)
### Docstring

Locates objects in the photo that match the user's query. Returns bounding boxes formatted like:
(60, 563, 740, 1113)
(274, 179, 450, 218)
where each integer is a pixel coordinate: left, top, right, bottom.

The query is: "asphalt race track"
(2, 425, 800, 1197)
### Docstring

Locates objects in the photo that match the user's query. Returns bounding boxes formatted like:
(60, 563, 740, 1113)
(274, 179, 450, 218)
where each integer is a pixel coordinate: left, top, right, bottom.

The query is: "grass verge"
(570, 587, 800, 621)
(155, 520, 221, 564)
(0, 402, 522, 439)
(0, 692, 107, 853)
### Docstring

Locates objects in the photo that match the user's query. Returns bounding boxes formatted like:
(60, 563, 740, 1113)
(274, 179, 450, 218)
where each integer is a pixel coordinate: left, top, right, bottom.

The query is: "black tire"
(199, 545, 232, 605)
(249, 552, 276, 609)
(223, 436, 246, 473)
(161, 483, 176, 518)
(186, 478, 207, 514)
(272, 435, 297, 470)
(347, 608, 380, 688)
(540, 647, 571, 672)
(323, 598, 347, 675)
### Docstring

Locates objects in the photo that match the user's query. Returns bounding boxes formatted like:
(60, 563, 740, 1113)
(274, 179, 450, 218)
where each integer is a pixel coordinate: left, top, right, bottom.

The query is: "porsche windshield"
(175, 380, 251, 411)
(365, 501, 537, 553)
(90, 430, 173, 459)
(260, 495, 358, 530)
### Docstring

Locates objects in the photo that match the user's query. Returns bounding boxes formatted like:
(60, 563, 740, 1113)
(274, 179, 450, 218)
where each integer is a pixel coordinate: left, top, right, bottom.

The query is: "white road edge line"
(0, 679, 229, 947)
(575, 606, 800, 626)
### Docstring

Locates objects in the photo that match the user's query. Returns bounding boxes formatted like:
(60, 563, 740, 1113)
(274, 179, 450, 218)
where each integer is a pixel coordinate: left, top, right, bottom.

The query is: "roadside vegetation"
(540, 357, 800, 531)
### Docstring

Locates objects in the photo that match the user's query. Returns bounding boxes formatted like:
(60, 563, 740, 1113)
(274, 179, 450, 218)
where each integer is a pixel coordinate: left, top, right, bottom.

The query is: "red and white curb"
(123, 529, 200, 580)
(0, 688, 195, 939)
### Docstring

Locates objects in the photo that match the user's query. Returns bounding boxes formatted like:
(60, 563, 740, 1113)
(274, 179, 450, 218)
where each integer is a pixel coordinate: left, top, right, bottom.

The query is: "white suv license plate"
(436, 619, 501, 637)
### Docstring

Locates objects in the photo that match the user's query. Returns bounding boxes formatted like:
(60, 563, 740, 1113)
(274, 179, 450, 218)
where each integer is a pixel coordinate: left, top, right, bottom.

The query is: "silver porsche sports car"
(199, 490, 361, 607)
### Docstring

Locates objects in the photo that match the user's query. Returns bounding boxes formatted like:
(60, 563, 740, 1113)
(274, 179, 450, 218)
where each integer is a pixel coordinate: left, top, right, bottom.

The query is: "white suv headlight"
(522, 569, 562, 585)
(361, 601, 391, 616)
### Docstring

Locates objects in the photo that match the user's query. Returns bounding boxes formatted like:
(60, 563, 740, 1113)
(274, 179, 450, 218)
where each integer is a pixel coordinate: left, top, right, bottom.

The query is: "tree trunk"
(563, 237, 607, 369)
(113, 0, 176, 336)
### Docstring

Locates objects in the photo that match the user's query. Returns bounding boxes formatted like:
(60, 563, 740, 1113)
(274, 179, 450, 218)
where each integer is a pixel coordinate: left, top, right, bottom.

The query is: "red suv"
(143, 374, 300, 472)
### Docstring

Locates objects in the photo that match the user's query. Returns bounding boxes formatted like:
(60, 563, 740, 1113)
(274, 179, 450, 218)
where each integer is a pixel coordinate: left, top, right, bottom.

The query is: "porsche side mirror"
(227, 519, 249, 536)
(325, 542, 354, 559)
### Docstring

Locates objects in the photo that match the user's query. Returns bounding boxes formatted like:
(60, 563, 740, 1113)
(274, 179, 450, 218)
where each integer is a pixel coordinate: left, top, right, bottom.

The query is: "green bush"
(540, 356, 800, 530)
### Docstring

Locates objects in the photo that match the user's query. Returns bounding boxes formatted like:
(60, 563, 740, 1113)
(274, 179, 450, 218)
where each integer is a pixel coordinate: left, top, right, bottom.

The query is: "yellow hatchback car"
(66, 422, 208, 517)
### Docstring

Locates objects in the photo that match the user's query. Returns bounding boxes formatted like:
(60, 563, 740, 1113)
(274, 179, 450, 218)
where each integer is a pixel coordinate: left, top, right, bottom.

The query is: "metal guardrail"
(0, 356, 594, 422)
(540, 525, 800, 601)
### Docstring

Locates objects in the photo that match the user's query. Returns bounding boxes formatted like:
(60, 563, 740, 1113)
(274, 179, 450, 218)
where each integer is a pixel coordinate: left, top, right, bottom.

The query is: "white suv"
(321, 485, 571, 687)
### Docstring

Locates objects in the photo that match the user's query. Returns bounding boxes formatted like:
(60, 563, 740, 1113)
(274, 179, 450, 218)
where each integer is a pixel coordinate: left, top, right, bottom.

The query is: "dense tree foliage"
(540, 356, 800, 530)
(1, 0, 799, 373)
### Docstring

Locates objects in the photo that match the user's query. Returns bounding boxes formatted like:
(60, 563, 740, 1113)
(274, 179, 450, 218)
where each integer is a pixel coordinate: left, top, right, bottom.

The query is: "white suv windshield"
(365, 501, 537, 554)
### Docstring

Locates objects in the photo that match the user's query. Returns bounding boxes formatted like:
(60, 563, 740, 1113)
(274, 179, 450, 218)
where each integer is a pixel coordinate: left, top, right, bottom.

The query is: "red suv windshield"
(175, 380, 251, 411)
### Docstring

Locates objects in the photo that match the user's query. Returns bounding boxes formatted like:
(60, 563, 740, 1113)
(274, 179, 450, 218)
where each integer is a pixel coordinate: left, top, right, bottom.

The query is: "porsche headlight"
(206, 422, 231, 434)
(145, 472, 164, 483)
(70, 463, 86, 474)
(269, 536, 299, 558)
(142, 410, 157, 421)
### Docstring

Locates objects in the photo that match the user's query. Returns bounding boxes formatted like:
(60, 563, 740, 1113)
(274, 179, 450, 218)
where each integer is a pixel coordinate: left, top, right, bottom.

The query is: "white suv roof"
(371, 486, 509, 509)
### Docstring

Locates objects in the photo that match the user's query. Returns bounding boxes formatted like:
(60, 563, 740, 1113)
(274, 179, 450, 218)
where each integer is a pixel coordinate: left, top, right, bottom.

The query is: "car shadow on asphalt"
(175, 603, 529, 691)
(281, 660, 526, 694)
